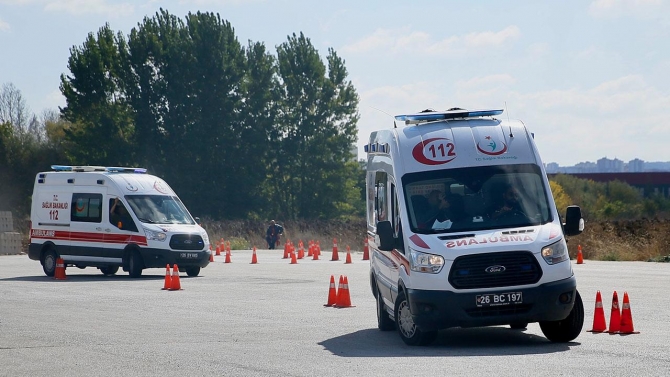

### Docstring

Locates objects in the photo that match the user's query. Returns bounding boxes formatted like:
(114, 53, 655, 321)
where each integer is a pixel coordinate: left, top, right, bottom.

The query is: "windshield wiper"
(137, 217, 155, 223)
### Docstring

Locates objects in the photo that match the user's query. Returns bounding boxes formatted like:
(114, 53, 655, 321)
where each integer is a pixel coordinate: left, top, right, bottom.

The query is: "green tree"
(60, 24, 135, 165)
(275, 33, 360, 219)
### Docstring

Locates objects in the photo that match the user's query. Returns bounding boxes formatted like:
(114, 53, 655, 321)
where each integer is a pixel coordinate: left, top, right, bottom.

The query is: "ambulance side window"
(391, 183, 405, 253)
(71, 193, 102, 223)
(375, 172, 388, 222)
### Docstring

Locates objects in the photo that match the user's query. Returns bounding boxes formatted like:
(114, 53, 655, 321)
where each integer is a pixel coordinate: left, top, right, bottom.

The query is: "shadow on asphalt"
(318, 327, 577, 357)
(0, 273, 171, 282)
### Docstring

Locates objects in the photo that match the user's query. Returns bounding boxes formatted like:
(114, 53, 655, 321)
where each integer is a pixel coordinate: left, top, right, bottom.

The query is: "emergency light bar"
(50, 165, 147, 174)
(395, 108, 504, 125)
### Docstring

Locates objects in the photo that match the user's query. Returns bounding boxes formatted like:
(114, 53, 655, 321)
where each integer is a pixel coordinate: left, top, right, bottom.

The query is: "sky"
(1, 0, 670, 166)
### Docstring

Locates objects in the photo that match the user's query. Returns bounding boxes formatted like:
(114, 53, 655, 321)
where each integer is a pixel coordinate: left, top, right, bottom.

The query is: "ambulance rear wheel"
(100, 266, 119, 276)
(394, 290, 437, 346)
(377, 286, 395, 331)
(42, 250, 57, 277)
(185, 266, 200, 277)
(128, 251, 143, 278)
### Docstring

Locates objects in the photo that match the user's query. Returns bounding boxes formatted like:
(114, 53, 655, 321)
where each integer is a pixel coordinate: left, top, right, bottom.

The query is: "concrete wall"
(0, 211, 22, 255)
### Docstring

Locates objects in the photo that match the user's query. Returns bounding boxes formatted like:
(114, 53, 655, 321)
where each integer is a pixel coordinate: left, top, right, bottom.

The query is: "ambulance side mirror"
(376, 221, 395, 251)
(563, 205, 584, 236)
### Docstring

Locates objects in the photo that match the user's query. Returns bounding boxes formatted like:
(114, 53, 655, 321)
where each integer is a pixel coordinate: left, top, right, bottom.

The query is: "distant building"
(628, 158, 645, 172)
(545, 162, 559, 174)
(597, 157, 624, 173)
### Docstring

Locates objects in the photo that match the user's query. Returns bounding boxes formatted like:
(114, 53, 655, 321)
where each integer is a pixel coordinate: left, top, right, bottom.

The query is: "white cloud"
(455, 74, 516, 90)
(43, 0, 134, 16)
(342, 26, 520, 57)
(589, 0, 663, 18)
(0, 17, 10, 31)
(356, 75, 670, 165)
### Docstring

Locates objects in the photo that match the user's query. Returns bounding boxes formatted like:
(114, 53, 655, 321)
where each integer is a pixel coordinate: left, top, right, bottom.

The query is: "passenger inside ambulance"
(405, 165, 549, 233)
(110, 198, 137, 231)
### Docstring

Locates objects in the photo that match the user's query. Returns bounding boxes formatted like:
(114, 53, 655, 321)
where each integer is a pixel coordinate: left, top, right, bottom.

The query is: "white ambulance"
(366, 108, 585, 346)
(28, 166, 211, 278)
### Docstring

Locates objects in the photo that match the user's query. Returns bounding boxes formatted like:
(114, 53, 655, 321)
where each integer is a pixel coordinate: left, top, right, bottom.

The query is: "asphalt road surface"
(1, 251, 669, 377)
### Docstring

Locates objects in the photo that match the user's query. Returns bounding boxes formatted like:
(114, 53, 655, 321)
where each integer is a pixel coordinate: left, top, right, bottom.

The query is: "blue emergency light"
(395, 108, 504, 125)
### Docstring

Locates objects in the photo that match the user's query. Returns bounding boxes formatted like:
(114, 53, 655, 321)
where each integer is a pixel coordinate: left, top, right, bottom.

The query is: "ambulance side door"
(69, 191, 106, 262)
(104, 196, 140, 261)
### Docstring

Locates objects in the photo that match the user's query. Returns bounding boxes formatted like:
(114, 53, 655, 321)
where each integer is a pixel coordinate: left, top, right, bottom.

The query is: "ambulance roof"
(365, 108, 540, 174)
(37, 166, 176, 196)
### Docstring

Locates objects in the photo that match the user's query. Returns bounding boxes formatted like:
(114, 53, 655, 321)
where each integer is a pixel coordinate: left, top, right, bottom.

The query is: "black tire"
(128, 251, 143, 278)
(42, 249, 58, 277)
(377, 286, 395, 331)
(100, 266, 119, 276)
(185, 266, 200, 277)
(394, 290, 438, 346)
(509, 322, 528, 329)
(539, 290, 584, 342)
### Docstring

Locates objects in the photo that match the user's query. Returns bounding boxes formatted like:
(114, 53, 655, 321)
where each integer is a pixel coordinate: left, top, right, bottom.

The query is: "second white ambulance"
(28, 166, 211, 278)
(366, 108, 585, 345)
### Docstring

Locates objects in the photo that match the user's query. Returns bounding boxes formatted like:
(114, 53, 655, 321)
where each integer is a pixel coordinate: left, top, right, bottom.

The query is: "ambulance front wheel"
(42, 249, 57, 277)
(185, 266, 200, 277)
(394, 290, 438, 346)
(539, 290, 584, 342)
(127, 250, 143, 278)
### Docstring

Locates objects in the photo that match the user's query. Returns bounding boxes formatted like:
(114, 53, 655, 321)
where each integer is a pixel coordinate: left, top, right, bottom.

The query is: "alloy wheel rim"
(398, 301, 415, 337)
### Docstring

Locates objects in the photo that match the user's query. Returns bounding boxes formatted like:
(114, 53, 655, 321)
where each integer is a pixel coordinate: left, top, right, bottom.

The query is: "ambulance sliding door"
(67, 190, 106, 263)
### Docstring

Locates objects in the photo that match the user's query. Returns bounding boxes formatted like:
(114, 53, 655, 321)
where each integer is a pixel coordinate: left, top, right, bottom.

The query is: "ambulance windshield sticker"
(153, 181, 168, 194)
(412, 138, 456, 165)
(477, 135, 507, 156)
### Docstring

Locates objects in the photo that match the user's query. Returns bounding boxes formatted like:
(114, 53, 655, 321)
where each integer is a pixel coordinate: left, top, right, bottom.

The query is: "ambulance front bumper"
(139, 248, 211, 268)
(406, 276, 577, 331)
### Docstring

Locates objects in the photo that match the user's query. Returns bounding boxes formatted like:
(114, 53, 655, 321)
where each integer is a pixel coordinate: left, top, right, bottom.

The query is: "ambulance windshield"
(403, 164, 552, 234)
(125, 195, 195, 225)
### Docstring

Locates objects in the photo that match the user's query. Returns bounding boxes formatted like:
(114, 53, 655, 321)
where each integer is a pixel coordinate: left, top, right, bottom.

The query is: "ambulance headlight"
(144, 227, 167, 242)
(541, 240, 568, 265)
(410, 249, 444, 274)
(201, 231, 210, 245)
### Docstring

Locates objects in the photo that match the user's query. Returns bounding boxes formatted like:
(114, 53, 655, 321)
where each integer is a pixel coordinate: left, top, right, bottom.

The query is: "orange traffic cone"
(215, 245, 221, 256)
(619, 292, 639, 334)
(335, 275, 344, 305)
(331, 238, 339, 261)
(324, 275, 338, 307)
(298, 240, 304, 259)
(290, 250, 297, 264)
(307, 241, 313, 257)
(344, 245, 352, 264)
(588, 290, 606, 332)
(608, 291, 621, 333)
(224, 249, 231, 264)
(162, 264, 172, 290)
(54, 257, 67, 280)
(209, 249, 215, 262)
(362, 238, 369, 260)
(336, 276, 354, 308)
(226, 241, 231, 255)
(312, 241, 320, 260)
(576, 244, 584, 264)
(169, 264, 182, 291)
(251, 247, 258, 264)
(283, 241, 289, 259)
(317, 241, 321, 256)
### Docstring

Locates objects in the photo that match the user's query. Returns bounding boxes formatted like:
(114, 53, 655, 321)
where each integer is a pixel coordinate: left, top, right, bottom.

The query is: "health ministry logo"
(477, 135, 507, 156)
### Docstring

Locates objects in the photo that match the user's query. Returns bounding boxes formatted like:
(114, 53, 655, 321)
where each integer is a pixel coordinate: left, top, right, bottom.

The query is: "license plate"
(476, 292, 523, 307)
(180, 253, 199, 259)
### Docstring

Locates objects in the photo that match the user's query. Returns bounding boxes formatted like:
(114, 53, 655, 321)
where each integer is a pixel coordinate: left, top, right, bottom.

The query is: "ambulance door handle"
(96, 227, 102, 231)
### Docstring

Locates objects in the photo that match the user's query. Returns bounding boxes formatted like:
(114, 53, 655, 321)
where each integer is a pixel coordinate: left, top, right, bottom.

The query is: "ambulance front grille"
(448, 251, 542, 289)
(169, 234, 205, 250)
